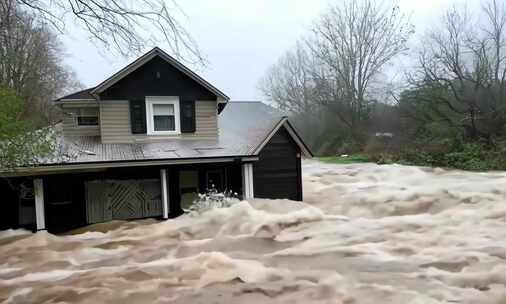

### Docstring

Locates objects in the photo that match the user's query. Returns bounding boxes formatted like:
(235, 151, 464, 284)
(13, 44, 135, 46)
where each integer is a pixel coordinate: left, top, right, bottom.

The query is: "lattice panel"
(85, 179, 162, 224)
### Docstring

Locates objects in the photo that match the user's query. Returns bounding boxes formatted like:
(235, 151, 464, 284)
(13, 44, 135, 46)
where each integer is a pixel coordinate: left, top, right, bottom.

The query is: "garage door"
(85, 179, 162, 224)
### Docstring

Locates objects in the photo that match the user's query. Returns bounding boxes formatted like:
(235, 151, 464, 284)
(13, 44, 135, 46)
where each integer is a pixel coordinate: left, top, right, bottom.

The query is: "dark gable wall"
(253, 127, 303, 201)
(99, 56, 217, 101)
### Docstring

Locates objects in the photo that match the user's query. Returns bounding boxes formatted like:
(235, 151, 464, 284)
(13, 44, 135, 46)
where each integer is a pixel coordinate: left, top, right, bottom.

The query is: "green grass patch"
(318, 154, 371, 164)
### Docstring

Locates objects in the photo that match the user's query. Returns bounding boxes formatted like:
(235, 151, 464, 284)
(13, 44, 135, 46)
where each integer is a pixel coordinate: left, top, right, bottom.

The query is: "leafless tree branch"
(15, 0, 203, 64)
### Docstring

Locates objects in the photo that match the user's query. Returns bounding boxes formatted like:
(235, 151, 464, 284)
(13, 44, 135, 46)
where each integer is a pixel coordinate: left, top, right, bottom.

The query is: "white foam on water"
(4, 269, 77, 283)
(2, 160, 506, 303)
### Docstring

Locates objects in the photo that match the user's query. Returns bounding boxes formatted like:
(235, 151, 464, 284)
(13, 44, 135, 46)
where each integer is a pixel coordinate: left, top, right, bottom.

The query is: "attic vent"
(156, 71, 161, 79)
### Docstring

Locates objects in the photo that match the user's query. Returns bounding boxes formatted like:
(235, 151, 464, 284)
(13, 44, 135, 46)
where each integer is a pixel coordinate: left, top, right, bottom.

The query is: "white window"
(146, 97, 180, 135)
(70, 108, 99, 127)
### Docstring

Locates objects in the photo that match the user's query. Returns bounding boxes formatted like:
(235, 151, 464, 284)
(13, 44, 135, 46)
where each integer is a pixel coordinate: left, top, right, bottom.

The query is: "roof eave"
(54, 99, 98, 104)
(2, 155, 259, 177)
(283, 120, 314, 157)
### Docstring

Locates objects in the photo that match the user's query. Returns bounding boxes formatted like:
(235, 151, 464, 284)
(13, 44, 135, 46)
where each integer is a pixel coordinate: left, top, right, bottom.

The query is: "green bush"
(442, 143, 488, 170)
(321, 135, 506, 172)
(367, 152, 395, 165)
(365, 140, 505, 171)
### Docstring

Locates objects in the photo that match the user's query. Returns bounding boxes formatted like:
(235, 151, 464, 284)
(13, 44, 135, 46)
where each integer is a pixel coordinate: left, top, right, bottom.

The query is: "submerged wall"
(1, 162, 243, 233)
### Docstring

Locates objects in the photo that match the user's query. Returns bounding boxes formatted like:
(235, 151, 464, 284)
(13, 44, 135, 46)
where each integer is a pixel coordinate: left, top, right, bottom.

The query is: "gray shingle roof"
(56, 88, 96, 101)
(219, 101, 286, 154)
(42, 102, 285, 166)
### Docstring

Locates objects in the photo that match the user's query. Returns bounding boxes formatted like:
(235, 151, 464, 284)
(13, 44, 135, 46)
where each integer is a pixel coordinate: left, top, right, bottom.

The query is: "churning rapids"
(3, 160, 506, 303)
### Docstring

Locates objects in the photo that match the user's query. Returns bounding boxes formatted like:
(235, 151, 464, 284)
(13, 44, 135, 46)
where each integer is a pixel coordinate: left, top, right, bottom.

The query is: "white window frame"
(146, 96, 181, 135)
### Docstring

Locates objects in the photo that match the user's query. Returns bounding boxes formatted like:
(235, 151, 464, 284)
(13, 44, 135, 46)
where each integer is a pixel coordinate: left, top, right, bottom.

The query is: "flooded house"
(0, 47, 312, 233)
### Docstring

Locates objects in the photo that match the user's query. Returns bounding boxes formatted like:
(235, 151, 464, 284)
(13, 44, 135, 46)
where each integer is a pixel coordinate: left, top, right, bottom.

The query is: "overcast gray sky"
(60, 0, 466, 100)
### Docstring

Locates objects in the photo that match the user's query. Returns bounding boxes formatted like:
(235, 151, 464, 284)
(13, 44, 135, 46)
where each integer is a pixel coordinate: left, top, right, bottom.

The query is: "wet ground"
(2, 160, 506, 303)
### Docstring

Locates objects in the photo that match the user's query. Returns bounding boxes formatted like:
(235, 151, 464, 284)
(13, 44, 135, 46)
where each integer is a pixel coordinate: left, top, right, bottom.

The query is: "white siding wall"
(188, 100, 219, 138)
(100, 100, 218, 144)
(61, 104, 101, 136)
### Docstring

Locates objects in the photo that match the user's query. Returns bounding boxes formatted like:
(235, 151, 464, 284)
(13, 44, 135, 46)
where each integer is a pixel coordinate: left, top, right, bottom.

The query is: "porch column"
(160, 169, 169, 219)
(34, 178, 46, 230)
(242, 163, 254, 200)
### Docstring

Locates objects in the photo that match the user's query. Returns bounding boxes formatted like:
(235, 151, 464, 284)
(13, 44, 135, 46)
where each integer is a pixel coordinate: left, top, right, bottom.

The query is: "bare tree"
(14, 0, 202, 63)
(259, 41, 321, 114)
(309, 0, 413, 130)
(408, 0, 506, 142)
(260, 0, 413, 152)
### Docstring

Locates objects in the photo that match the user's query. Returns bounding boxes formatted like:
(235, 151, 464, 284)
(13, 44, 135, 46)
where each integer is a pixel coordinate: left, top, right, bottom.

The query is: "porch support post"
(160, 169, 169, 219)
(34, 178, 46, 230)
(242, 163, 254, 200)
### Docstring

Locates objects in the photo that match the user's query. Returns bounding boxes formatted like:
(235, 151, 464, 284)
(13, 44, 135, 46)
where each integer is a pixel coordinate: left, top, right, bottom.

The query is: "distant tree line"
(260, 0, 412, 151)
(260, 0, 506, 170)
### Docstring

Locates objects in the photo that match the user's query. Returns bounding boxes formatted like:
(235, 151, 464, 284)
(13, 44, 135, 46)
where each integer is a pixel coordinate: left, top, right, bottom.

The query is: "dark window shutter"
(180, 100, 196, 133)
(217, 102, 227, 114)
(129, 99, 146, 134)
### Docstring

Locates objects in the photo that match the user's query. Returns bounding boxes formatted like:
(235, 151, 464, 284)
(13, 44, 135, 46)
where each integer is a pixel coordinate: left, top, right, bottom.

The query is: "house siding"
(253, 127, 303, 201)
(61, 105, 101, 137)
(100, 100, 218, 143)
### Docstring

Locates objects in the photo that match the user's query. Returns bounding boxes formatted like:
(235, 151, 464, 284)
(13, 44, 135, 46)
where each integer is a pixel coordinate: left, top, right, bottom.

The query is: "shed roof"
(56, 88, 96, 101)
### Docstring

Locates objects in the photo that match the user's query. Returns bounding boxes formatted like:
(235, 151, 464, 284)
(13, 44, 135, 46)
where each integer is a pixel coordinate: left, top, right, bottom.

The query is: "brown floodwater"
(2, 160, 506, 303)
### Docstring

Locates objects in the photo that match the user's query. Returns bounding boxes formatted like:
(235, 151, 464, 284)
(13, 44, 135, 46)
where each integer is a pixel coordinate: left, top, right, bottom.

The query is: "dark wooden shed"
(254, 127, 303, 201)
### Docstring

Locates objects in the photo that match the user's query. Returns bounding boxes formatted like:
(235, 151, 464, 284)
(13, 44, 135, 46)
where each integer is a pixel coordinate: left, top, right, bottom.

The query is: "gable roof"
(90, 47, 229, 101)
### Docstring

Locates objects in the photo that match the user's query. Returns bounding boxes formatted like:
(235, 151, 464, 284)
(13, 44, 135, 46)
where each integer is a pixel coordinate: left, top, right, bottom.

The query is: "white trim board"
(242, 163, 254, 199)
(160, 169, 169, 219)
(34, 178, 46, 230)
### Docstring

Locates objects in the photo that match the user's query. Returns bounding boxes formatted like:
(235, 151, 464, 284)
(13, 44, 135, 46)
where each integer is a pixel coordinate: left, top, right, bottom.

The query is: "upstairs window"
(72, 108, 99, 127)
(146, 97, 180, 135)
(153, 104, 175, 131)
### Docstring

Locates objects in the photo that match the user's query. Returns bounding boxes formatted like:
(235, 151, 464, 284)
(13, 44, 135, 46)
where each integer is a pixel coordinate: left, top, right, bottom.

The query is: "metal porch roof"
(40, 102, 286, 166)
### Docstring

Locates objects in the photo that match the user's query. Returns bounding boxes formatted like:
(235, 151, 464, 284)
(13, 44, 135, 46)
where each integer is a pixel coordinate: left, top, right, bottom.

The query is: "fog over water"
(2, 160, 506, 303)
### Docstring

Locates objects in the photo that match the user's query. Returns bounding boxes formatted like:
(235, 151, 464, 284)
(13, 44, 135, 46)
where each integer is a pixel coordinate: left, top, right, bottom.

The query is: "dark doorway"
(179, 170, 199, 210)
(206, 169, 226, 191)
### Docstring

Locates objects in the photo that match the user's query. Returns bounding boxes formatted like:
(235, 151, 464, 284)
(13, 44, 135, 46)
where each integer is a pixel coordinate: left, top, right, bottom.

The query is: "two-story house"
(0, 47, 312, 233)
